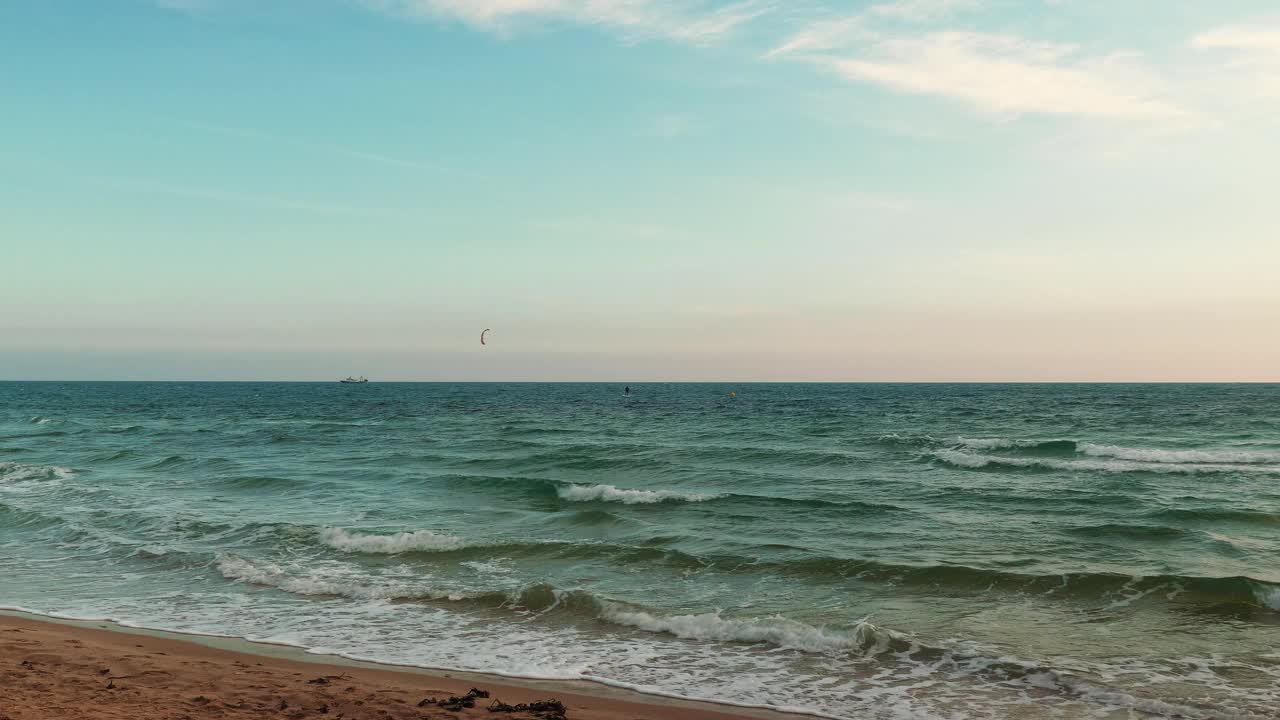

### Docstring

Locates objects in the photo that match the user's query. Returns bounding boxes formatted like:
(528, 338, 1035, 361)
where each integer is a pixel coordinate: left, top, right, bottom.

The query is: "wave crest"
(930, 450, 1280, 476)
(1254, 584, 1280, 611)
(599, 607, 908, 654)
(0, 462, 74, 483)
(1080, 443, 1280, 465)
(319, 528, 469, 554)
(217, 556, 466, 600)
(556, 484, 723, 505)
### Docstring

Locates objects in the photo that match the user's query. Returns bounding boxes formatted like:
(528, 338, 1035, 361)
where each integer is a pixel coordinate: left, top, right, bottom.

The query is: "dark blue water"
(2, 383, 1278, 718)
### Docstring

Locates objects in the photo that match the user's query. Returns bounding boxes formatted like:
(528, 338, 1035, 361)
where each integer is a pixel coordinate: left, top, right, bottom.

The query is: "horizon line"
(2, 379, 1279, 385)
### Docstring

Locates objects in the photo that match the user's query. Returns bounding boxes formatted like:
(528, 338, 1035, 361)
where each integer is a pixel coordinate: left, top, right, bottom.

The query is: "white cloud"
(765, 2, 1191, 124)
(827, 32, 1182, 119)
(1191, 25, 1280, 52)
(764, 18, 865, 58)
(1191, 23, 1280, 98)
(367, 0, 770, 43)
(867, 0, 980, 23)
(765, 0, 977, 58)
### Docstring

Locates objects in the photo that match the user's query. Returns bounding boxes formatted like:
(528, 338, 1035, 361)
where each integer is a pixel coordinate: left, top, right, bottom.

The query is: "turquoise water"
(2, 382, 1278, 718)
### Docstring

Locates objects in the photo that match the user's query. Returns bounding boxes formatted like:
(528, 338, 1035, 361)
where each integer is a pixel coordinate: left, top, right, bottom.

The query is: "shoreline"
(0, 610, 814, 720)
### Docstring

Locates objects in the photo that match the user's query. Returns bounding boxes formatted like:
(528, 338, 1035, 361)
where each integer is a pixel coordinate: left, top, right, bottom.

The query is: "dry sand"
(0, 612, 808, 720)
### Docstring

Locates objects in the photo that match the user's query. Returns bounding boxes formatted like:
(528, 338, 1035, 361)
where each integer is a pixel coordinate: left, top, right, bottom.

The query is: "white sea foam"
(599, 606, 901, 654)
(930, 450, 1280, 475)
(318, 527, 468, 554)
(953, 437, 1280, 466)
(1060, 679, 1258, 720)
(0, 463, 74, 493)
(557, 484, 723, 505)
(1254, 584, 1280, 611)
(1080, 443, 1280, 465)
(216, 555, 466, 601)
(0, 462, 74, 481)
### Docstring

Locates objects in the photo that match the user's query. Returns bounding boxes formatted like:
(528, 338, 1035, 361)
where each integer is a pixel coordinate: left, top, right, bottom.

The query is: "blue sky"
(3, 0, 1279, 380)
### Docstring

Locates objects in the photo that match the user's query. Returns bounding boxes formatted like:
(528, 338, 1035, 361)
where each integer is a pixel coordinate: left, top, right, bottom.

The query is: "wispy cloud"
(1191, 25, 1280, 52)
(764, 18, 865, 59)
(765, 0, 977, 58)
(765, 1, 1186, 122)
(1191, 22, 1280, 98)
(366, 0, 771, 43)
(867, 0, 980, 23)
(826, 32, 1181, 120)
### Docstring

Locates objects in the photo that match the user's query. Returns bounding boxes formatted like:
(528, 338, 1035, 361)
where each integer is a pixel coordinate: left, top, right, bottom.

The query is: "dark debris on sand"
(415, 688, 567, 718)
(418, 687, 491, 711)
(488, 697, 568, 720)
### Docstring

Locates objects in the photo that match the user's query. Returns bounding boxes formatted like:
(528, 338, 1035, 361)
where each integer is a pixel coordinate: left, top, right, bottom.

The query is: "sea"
(1, 382, 1278, 719)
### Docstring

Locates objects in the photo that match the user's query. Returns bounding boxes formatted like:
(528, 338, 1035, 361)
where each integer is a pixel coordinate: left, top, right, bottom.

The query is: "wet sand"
(0, 612, 808, 720)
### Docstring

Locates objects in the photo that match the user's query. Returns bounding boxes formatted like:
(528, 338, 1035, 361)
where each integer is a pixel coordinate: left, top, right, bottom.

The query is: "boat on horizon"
(339, 376, 368, 384)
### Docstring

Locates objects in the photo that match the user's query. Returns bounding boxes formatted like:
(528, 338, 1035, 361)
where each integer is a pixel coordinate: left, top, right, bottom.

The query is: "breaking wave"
(957, 438, 1079, 455)
(930, 449, 1280, 475)
(217, 555, 468, 601)
(318, 527, 470, 554)
(599, 607, 909, 654)
(0, 462, 74, 484)
(556, 483, 724, 505)
(1080, 443, 1280, 465)
(888, 435, 1280, 470)
(217, 554, 917, 654)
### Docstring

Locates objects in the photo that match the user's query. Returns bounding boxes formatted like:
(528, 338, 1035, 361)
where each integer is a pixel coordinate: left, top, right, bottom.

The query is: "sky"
(2, 0, 1279, 381)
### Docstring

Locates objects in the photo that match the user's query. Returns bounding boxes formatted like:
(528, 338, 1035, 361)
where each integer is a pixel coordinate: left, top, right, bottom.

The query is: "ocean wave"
(1066, 523, 1190, 540)
(219, 519, 1280, 611)
(1254, 585, 1280, 611)
(957, 438, 1079, 456)
(781, 556, 1280, 609)
(216, 554, 919, 655)
(0, 462, 74, 484)
(0, 430, 67, 440)
(893, 434, 1280, 469)
(318, 527, 470, 554)
(216, 555, 467, 601)
(599, 607, 909, 654)
(142, 455, 194, 470)
(89, 449, 139, 463)
(0, 500, 64, 530)
(1148, 507, 1280, 527)
(217, 557, 606, 612)
(438, 473, 898, 513)
(217, 474, 307, 490)
(1080, 443, 1280, 465)
(930, 449, 1280, 475)
(555, 483, 723, 505)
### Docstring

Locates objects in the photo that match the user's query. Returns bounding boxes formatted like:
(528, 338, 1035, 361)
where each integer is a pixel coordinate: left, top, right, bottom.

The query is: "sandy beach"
(0, 612, 803, 720)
